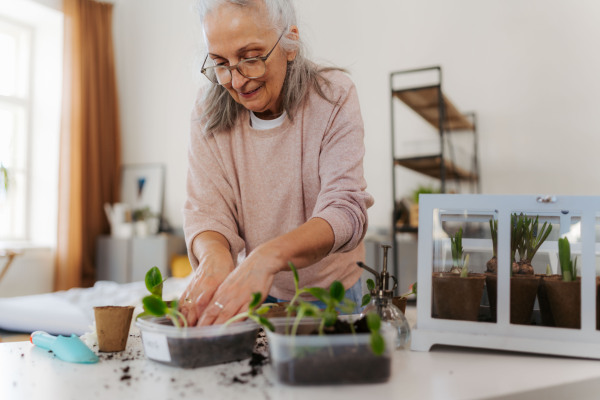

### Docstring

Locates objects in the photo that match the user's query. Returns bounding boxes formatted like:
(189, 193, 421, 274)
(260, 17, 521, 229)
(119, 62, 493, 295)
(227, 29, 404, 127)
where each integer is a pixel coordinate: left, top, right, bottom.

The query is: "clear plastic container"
(136, 317, 259, 368)
(265, 317, 395, 385)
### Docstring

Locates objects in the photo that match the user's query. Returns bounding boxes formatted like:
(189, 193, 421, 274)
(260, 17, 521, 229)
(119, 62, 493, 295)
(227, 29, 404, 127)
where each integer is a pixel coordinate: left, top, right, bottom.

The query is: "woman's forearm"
(191, 231, 232, 271)
(258, 217, 335, 274)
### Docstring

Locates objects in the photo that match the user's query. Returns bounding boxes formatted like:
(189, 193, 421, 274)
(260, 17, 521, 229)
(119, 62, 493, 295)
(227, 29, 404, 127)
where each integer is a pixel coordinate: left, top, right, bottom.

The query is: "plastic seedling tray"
(136, 317, 259, 368)
(265, 317, 395, 385)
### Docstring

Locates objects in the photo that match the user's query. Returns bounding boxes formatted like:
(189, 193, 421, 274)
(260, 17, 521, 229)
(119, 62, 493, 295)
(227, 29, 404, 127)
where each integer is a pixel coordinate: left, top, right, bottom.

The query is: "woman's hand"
(197, 243, 281, 326)
(178, 232, 234, 326)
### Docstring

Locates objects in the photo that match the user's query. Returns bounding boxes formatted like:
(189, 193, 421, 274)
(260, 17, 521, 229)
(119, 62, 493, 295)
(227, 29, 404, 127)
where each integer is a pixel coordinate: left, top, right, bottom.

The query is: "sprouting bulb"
(357, 245, 411, 349)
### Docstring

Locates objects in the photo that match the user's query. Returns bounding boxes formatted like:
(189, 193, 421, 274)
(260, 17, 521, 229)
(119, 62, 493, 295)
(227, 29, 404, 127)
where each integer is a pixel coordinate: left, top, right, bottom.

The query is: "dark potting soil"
(165, 327, 260, 368)
(275, 317, 391, 385)
(274, 342, 391, 385)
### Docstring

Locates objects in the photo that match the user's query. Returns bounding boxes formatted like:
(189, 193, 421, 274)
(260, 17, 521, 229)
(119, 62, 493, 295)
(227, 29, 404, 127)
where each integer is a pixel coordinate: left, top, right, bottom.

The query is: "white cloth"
(0, 276, 192, 336)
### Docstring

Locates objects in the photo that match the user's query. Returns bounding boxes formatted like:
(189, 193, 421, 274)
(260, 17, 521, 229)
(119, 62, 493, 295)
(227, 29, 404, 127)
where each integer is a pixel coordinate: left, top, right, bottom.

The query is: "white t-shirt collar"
(250, 111, 287, 130)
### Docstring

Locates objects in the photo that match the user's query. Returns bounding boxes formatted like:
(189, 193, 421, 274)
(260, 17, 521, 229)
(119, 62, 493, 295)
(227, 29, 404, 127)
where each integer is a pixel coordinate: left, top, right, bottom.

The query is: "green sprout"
(224, 292, 275, 332)
(450, 228, 470, 276)
(558, 237, 577, 282)
(137, 266, 187, 328)
(512, 213, 553, 275)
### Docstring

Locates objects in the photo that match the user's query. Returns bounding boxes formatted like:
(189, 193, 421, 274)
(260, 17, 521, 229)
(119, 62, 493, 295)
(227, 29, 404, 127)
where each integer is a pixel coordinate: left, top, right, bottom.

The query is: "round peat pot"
(537, 274, 562, 327)
(136, 317, 260, 368)
(510, 275, 541, 325)
(432, 273, 485, 321)
(485, 274, 540, 325)
(94, 305, 134, 352)
(544, 278, 581, 329)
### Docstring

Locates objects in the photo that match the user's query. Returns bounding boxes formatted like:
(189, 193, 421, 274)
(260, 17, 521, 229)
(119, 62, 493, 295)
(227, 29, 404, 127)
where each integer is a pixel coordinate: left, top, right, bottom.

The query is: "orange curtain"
(56, 0, 121, 290)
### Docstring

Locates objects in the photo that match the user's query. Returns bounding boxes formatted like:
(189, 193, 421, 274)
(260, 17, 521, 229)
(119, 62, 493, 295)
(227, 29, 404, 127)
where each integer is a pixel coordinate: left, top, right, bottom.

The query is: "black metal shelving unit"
(389, 66, 480, 286)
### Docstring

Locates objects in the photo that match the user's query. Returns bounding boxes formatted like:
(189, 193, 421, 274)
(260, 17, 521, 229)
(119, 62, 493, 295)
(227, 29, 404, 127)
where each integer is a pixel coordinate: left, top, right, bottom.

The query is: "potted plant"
(432, 228, 485, 321)
(409, 185, 440, 227)
(543, 237, 581, 329)
(486, 214, 551, 324)
(264, 263, 394, 385)
(132, 206, 160, 237)
(136, 267, 261, 368)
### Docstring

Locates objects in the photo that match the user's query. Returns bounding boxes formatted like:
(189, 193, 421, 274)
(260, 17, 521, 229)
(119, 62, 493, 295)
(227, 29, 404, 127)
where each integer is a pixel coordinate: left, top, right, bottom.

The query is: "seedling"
(486, 218, 498, 273)
(450, 228, 470, 276)
(223, 292, 275, 332)
(137, 266, 187, 328)
(234, 262, 387, 356)
(558, 237, 577, 282)
(513, 213, 552, 275)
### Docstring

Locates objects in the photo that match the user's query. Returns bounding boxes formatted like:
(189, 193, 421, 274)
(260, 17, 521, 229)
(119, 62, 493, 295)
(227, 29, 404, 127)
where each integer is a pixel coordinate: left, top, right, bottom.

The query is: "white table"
(3, 307, 600, 400)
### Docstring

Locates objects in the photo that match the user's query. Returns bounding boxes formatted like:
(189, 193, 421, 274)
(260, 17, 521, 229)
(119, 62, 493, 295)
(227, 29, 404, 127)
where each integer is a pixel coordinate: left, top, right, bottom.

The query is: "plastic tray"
(136, 317, 259, 368)
(265, 317, 395, 385)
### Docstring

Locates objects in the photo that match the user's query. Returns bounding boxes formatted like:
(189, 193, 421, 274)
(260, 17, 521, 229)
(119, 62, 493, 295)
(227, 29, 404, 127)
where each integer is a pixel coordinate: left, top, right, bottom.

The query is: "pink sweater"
(183, 70, 374, 300)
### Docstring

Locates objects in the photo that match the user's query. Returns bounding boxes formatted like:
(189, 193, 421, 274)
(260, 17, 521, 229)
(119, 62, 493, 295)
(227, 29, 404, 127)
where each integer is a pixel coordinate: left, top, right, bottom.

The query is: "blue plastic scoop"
(30, 331, 99, 364)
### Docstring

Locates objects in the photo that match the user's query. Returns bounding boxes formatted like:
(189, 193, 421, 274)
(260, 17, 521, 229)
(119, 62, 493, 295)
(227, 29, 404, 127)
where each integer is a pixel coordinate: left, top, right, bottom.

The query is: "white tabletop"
(3, 307, 600, 400)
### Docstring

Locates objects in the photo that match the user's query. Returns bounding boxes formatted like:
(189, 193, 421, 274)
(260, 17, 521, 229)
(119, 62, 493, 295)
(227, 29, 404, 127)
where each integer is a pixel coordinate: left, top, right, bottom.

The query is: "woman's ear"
(286, 25, 299, 62)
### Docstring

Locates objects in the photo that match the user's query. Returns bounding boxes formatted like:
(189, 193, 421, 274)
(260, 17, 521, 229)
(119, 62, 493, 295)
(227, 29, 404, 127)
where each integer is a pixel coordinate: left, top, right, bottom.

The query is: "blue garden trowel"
(30, 331, 99, 364)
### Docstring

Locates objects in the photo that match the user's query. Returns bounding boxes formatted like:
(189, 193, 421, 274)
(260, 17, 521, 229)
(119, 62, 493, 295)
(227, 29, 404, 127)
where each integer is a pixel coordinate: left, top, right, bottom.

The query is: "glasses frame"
(201, 30, 286, 85)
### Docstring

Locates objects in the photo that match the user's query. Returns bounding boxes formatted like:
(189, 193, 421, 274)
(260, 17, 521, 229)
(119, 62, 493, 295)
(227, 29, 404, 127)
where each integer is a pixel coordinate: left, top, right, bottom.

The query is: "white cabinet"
(96, 234, 186, 283)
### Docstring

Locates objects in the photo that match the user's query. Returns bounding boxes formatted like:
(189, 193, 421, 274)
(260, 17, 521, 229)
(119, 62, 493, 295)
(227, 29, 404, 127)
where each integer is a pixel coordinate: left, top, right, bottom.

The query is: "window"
(0, 1, 63, 245)
(0, 19, 31, 240)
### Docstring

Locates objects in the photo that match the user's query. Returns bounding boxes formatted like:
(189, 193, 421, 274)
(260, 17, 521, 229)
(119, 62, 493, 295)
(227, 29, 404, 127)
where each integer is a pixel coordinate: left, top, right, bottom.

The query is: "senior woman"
(179, 0, 374, 326)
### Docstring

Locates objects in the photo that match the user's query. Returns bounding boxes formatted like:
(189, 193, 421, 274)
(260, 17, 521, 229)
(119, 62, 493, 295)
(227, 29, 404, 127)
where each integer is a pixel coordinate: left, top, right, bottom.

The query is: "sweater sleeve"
(182, 102, 246, 269)
(311, 76, 374, 254)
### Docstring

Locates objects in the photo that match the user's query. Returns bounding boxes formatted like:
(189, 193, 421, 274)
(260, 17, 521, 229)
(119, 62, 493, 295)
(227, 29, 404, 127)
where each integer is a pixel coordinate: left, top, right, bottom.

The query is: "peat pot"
(432, 272, 485, 321)
(485, 274, 540, 325)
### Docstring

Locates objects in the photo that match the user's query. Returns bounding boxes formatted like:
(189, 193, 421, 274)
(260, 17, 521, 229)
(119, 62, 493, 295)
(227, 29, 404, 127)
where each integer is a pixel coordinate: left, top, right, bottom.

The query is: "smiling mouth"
(240, 86, 261, 96)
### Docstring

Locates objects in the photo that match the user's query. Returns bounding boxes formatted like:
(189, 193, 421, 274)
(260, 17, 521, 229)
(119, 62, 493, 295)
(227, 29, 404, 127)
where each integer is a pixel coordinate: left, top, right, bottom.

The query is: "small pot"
(537, 274, 562, 327)
(266, 317, 395, 385)
(432, 272, 485, 321)
(544, 278, 581, 329)
(485, 274, 540, 325)
(94, 305, 134, 352)
(392, 296, 407, 314)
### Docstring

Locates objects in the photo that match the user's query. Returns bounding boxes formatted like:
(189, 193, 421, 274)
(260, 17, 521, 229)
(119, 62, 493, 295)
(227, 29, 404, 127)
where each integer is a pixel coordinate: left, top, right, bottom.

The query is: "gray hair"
(195, 0, 340, 135)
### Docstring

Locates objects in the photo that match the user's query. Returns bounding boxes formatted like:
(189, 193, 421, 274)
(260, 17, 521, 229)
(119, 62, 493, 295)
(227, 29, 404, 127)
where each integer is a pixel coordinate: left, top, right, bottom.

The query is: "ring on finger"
(214, 301, 224, 309)
(185, 298, 192, 304)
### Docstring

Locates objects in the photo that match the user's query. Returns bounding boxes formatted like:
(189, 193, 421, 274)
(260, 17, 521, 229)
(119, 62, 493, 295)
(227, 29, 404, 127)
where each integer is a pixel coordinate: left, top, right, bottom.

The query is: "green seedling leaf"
(142, 295, 168, 316)
(145, 266, 164, 297)
(257, 316, 274, 332)
(323, 310, 337, 327)
(366, 312, 381, 331)
(288, 262, 300, 289)
(306, 287, 328, 303)
(370, 331, 385, 356)
(256, 305, 273, 315)
(329, 281, 345, 302)
(366, 278, 375, 291)
(558, 237, 574, 282)
(361, 293, 371, 307)
(249, 292, 262, 309)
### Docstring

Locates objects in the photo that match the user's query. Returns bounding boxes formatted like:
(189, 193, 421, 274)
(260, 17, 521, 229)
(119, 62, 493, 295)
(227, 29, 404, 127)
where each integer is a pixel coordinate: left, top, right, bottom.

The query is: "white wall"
(112, 0, 600, 232)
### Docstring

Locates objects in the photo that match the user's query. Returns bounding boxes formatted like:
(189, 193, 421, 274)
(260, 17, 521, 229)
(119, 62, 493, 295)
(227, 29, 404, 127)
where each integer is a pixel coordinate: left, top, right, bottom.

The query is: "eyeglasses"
(201, 30, 285, 85)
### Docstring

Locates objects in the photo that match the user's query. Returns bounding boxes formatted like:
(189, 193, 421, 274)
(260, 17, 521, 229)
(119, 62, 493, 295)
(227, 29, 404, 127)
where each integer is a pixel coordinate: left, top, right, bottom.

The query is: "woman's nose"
(230, 68, 249, 89)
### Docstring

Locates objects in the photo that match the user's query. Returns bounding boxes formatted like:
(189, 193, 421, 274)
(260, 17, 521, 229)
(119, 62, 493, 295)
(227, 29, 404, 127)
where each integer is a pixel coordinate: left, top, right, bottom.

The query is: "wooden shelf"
(395, 225, 418, 234)
(392, 86, 474, 132)
(394, 155, 478, 181)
